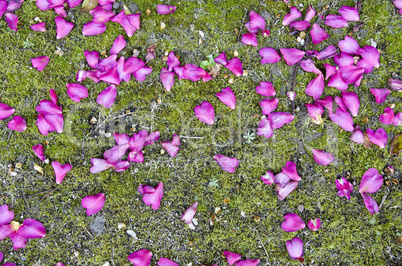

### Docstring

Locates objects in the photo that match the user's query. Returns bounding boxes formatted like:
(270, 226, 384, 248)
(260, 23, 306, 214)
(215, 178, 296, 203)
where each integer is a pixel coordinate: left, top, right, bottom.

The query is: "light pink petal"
(342, 91, 360, 116)
(370, 88, 391, 104)
(51, 161, 72, 184)
(379, 107, 395, 125)
(394, 0, 402, 9)
(180, 202, 198, 224)
(317, 96, 333, 114)
(350, 125, 364, 144)
(312, 149, 335, 165)
(48, 0, 64, 9)
(260, 171, 274, 185)
(225, 58, 243, 76)
(287, 91, 296, 101)
(36, 100, 62, 115)
(327, 70, 348, 91)
(0, 205, 14, 225)
(213, 155, 239, 173)
(145, 131, 160, 145)
(96, 85, 117, 108)
(257, 118, 273, 139)
(283, 7, 302, 25)
(127, 249, 152, 266)
(334, 96, 347, 111)
(133, 66, 152, 82)
(81, 193, 105, 216)
(286, 237, 304, 260)
(156, 5, 177, 15)
(338, 35, 360, 55)
(249, 11, 265, 29)
(305, 74, 324, 100)
(310, 24, 329, 44)
(236, 259, 260, 266)
(361, 193, 379, 215)
(280, 48, 305, 66)
(274, 172, 290, 187)
(307, 218, 321, 231)
(214, 52, 227, 66)
(66, 83, 88, 102)
(194, 101, 215, 125)
(49, 89, 58, 104)
(305, 5, 316, 21)
(90, 158, 113, 173)
(335, 177, 353, 200)
(30, 22, 46, 32)
(10, 232, 27, 250)
(43, 114, 63, 133)
(18, 219, 46, 239)
(268, 112, 294, 129)
(7, 116, 26, 132)
(281, 213, 305, 232)
(366, 128, 387, 148)
(90, 7, 115, 24)
(359, 46, 380, 68)
(161, 134, 181, 158)
(216, 87, 236, 109)
(324, 15, 348, 28)
(389, 78, 402, 91)
(55, 16, 74, 39)
(142, 182, 163, 210)
(289, 20, 310, 31)
(124, 57, 146, 75)
(5, 13, 18, 31)
(339, 5, 360, 21)
(223, 251, 242, 266)
(356, 58, 374, 74)
(157, 258, 179, 266)
(259, 98, 279, 115)
(393, 112, 402, 126)
(167, 51, 180, 71)
(0, 103, 15, 120)
(259, 47, 281, 64)
(83, 21, 107, 36)
(98, 0, 113, 5)
(84, 50, 99, 68)
(127, 150, 144, 163)
(334, 52, 354, 67)
(329, 107, 354, 132)
(241, 33, 258, 47)
(66, 0, 82, 8)
(277, 181, 298, 200)
(316, 45, 337, 60)
(32, 144, 45, 161)
(160, 68, 175, 91)
(110, 35, 126, 55)
(359, 168, 383, 194)
(0, 224, 14, 241)
(299, 59, 322, 74)
(31, 56, 50, 72)
(36, 114, 54, 135)
(305, 102, 324, 123)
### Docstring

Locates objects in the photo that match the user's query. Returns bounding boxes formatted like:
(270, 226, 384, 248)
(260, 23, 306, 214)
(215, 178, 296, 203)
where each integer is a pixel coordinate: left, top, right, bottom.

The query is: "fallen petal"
(241, 33, 258, 47)
(223, 251, 242, 266)
(51, 161, 72, 184)
(90, 158, 113, 173)
(312, 149, 335, 165)
(83, 21, 107, 36)
(97, 85, 117, 108)
(81, 193, 105, 216)
(110, 35, 126, 55)
(0, 205, 14, 225)
(335, 177, 353, 200)
(310, 24, 329, 44)
(327, 70, 348, 91)
(316, 45, 337, 60)
(359, 168, 383, 194)
(161, 134, 181, 157)
(157, 258, 179, 266)
(366, 128, 388, 148)
(167, 51, 181, 71)
(142, 182, 163, 210)
(280, 48, 305, 66)
(268, 112, 294, 129)
(257, 118, 273, 139)
(370, 88, 391, 104)
(225, 58, 243, 76)
(388, 78, 402, 92)
(55, 16, 74, 39)
(31, 56, 50, 72)
(289, 20, 310, 31)
(213, 155, 239, 173)
(5, 13, 18, 31)
(260, 98, 279, 115)
(342, 91, 360, 116)
(305, 5, 316, 21)
(339, 5, 360, 21)
(259, 47, 281, 64)
(307, 218, 321, 231)
(334, 52, 354, 67)
(286, 237, 304, 261)
(324, 15, 348, 28)
(30, 22, 46, 32)
(180, 202, 198, 224)
(283, 7, 302, 25)
(18, 219, 46, 239)
(281, 213, 305, 232)
(7, 116, 26, 132)
(127, 249, 152, 266)
(216, 87, 236, 109)
(330, 106, 354, 132)
(277, 181, 298, 200)
(194, 101, 215, 125)
(0, 103, 15, 120)
(299, 59, 322, 74)
(305, 102, 324, 123)
(338, 35, 360, 55)
(156, 5, 177, 15)
(32, 144, 45, 161)
(305, 74, 324, 100)
(160, 68, 175, 91)
(261, 171, 274, 185)
(249, 11, 265, 29)
(359, 46, 380, 68)
(66, 83, 88, 102)
(379, 107, 395, 125)
(350, 125, 364, 144)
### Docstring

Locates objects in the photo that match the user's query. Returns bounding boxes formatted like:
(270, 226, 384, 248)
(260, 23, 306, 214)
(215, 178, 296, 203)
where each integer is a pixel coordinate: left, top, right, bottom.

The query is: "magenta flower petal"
(66, 83, 88, 102)
(128, 130, 147, 153)
(161, 134, 181, 158)
(54, 6, 67, 17)
(394, 0, 402, 9)
(30, 22, 46, 32)
(334, 96, 347, 111)
(142, 182, 163, 210)
(317, 95, 333, 114)
(249, 11, 265, 30)
(299, 59, 322, 74)
(0, 103, 15, 120)
(156, 5, 177, 15)
(342, 91, 360, 116)
(127, 150, 144, 163)
(393, 112, 402, 126)
(361, 193, 379, 215)
(180, 202, 198, 224)
(223, 251, 242, 266)
(327, 70, 348, 91)
(289, 20, 311, 31)
(338, 36, 360, 55)
(257, 118, 273, 139)
(216, 87, 236, 109)
(329, 107, 354, 132)
(49, 89, 57, 104)
(133, 66, 153, 82)
(370, 89, 391, 104)
(312, 149, 335, 165)
(214, 52, 227, 65)
(31, 56, 50, 72)
(116, 57, 130, 83)
(114, 133, 130, 145)
(236, 259, 260, 266)
(359, 46, 380, 68)
(283, 7, 302, 25)
(194, 101, 215, 125)
(287, 91, 296, 101)
(255, 81, 276, 97)
(225, 58, 243, 76)
(91, 7, 115, 24)
(84, 50, 99, 68)
(359, 168, 383, 194)
(144, 131, 160, 145)
(81, 193, 105, 216)
(305, 5, 316, 21)
(32, 144, 45, 161)
(36, 114, 54, 135)
(350, 125, 364, 144)
(167, 51, 180, 71)
(259, 98, 279, 115)
(335, 177, 353, 200)
(127, 249, 152, 266)
(157, 258, 178, 266)
(0, 205, 14, 225)
(241, 33, 258, 47)
(5, 13, 18, 31)
(339, 5, 360, 21)
(213, 155, 239, 173)
(55, 16, 74, 39)
(261, 171, 274, 185)
(36, 100, 62, 115)
(286, 237, 304, 261)
(307, 218, 321, 231)
(274, 172, 290, 187)
(334, 53, 354, 67)
(90, 158, 113, 173)
(83, 21, 107, 36)
(18, 219, 46, 239)
(280, 48, 305, 66)
(96, 85, 117, 108)
(66, 0, 82, 8)
(305, 74, 324, 100)
(110, 35, 126, 55)
(138, 185, 156, 195)
(0, 0, 7, 18)
(306, 102, 324, 123)
(367, 128, 388, 148)
(277, 181, 298, 200)
(268, 112, 294, 129)
(281, 213, 305, 232)
(316, 45, 337, 60)
(379, 107, 395, 125)
(259, 47, 281, 64)
(310, 24, 329, 44)
(388, 78, 402, 91)
(7, 116, 26, 132)
(44, 114, 64, 133)
(51, 161, 72, 184)
(306, 50, 319, 57)
(160, 68, 175, 91)
(324, 15, 348, 28)
(357, 58, 374, 74)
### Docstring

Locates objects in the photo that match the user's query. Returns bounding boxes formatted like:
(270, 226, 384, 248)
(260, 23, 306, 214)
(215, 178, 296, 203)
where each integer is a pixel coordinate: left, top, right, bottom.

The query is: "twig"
(237, 9, 248, 42)
(17, 48, 37, 53)
(16, 188, 54, 198)
(86, 112, 134, 137)
(179, 136, 204, 139)
(36, 187, 58, 207)
(252, 227, 269, 261)
(21, 190, 30, 209)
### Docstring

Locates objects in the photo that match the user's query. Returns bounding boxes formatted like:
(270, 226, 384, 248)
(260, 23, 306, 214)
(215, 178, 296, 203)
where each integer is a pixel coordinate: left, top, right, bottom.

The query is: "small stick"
(237, 9, 248, 42)
(179, 136, 204, 139)
(21, 190, 30, 209)
(36, 187, 58, 207)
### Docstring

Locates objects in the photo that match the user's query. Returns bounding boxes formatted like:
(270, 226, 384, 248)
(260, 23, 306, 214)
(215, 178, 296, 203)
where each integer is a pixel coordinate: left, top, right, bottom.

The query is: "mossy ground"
(0, 0, 401, 265)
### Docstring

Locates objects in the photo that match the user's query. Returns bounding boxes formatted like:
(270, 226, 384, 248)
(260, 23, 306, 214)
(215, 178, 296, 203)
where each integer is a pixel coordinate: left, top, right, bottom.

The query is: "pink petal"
(280, 48, 305, 66)
(286, 237, 304, 260)
(167, 51, 181, 71)
(307, 218, 321, 231)
(281, 213, 305, 232)
(128, 130, 147, 152)
(18, 219, 46, 239)
(54, 6, 67, 17)
(0, 103, 15, 120)
(310, 24, 329, 44)
(388, 78, 402, 91)
(51, 161, 72, 184)
(274, 172, 290, 187)
(225, 58, 243, 76)
(241, 33, 258, 47)
(156, 5, 177, 15)
(338, 36, 360, 55)
(49, 89, 58, 104)
(127, 150, 144, 163)
(157, 258, 179, 266)
(283, 7, 302, 25)
(317, 95, 333, 114)
(342, 91, 360, 116)
(305, 5, 316, 21)
(55, 16, 74, 39)
(287, 91, 296, 101)
(10, 232, 28, 250)
(259, 47, 281, 64)
(339, 5, 360, 21)
(160, 68, 175, 91)
(90, 6, 115, 24)
(145, 131, 160, 145)
(379, 107, 395, 125)
(350, 125, 364, 144)
(324, 15, 348, 28)
(7, 116, 26, 132)
(277, 181, 298, 200)
(5, 13, 18, 31)
(305, 102, 324, 123)
(327, 70, 348, 91)
(359, 46, 380, 68)
(334, 52, 354, 67)
(6, 0, 22, 12)
(90, 158, 113, 173)
(99, 68, 121, 85)
(334, 96, 347, 111)
(124, 57, 146, 75)
(268, 112, 294, 129)
(394, 0, 402, 9)
(81, 193, 105, 216)
(306, 50, 319, 57)
(356, 58, 374, 74)
(180, 202, 198, 224)
(255, 81, 276, 97)
(393, 112, 402, 126)
(83, 21, 107, 36)
(366, 128, 388, 148)
(0, 205, 14, 225)
(43, 114, 63, 133)
(214, 52, 227, 65)
(370, 88, 391, 104)
(361, 193, 379, 215)
(359, 168, 383, 194)
(31, 56, 50, 72)
(96, 85, 117, 108)
(66, 83, 88, 102)
(305, 74, 324, 100)
(32, 144, 45, 161)
(289, 20, 310, 31)
(330, 107, 355, 131)
(316, 45, 337, 60)
(110, 35, 126, 55)
(137, 185, 156, 195)
(262, 29, 270, 37)
(141, 182, 163, 210)
(244, 21, 259, 35)
(66, 0, 82, 8)
(30, 22, 46, 32)
(216, 87, 236, 109)
(111, 11, 140, 37)
(259, 98, 279, 115)
(127, 249, 152, 266)
(299, 59, 322, 74)
(249, 11, 265, 29)
(133, 66, 153, 82)
(36, 100, 62, 115)
(161, 134, 181, 157)
(194, 101, 215, 125)
(213, 155, 239, 173)
(312, 149, 335, 165)
(36, 114, 54, 135)
(0, 0, 7, 18)
(36, 0, 51, 10)
(335, 177, 353, 200)
(84, 50, 99, 68)
(116, 57, 130, 83)
(223, 251, 242, 266)
(257, 118, 273, 139)
(236, 259, 260, 266)
(114, 161, 131, 172)
(260, 171, 274, 185)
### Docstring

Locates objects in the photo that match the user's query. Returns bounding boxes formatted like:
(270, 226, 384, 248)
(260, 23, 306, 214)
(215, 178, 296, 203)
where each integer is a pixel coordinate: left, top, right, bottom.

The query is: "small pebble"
(228, 77, 234, 84)
(146, 8, 151, 15)
(161, 22, 166, 30)
(233, 50, 238, 56)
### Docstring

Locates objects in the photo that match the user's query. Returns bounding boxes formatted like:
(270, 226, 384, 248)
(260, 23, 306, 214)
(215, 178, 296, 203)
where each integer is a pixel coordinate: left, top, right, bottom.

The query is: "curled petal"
(30, 22, 46, 32)
(216, 87, 236, 109)
(167, 51, 180, 71)
(299, 59, 322, 74)
(31, 56, 50, 72)
(160, 68, 175, 91)
(338, 36, 360, 55)
(0, 103, 15, 120)
(334, 96, 347, 111)
(366, 128, 387, 148)
(361, 193, 379, 215)
(335, 177, 354, 200)
(259, 47, 281, 64)
(110, 35, 126, 55)
(97, 85, 117, 108)
(307, 218, 321, 231)
(180, 202, 198, 224)
(213, 155, 239, 173)
(305, 5, 316, 21)
(316, 45, 337, 60)
(261, 171, 274, 185)
(194, 101, 215, 125)
(281, 213, 305, 232)
(388, 78, 402, 92)
(280, 48, 305, 66)
(312, 149, 335, 165)
(241, 33, 258, 47)
(7, 116, 27, 132)
(141, 182, 164, 210)
(55, 16, 74, 39)
(286, 237, 304, 261)
(283, 7, 302, 25)
(350, 125, 364, 144)
(83, 21, 107, 36)
(310, 24, 329, 44)
(257, 118, 273, 139)
(305, 74, 324, 100)
(268, 112, 294, 129)
(5, 13, 18, 31)
(277, 181, 298, 200)
(339, 5, 360, 21)
(359, 46, 380, 68)
(287, 91, 296, 101)
(324, 15, 348, 28)
(225, 58, 243, 76)
(259, 98, 279, 115)
(49, 89, 58, 104)
(156, 5, 177, 15)
(66, 83, 88, 102)
(370, 88, 391, 104)
(127, 249, 152, 266)
(342, 91, 360, 116)
(81, 193, 105, 216)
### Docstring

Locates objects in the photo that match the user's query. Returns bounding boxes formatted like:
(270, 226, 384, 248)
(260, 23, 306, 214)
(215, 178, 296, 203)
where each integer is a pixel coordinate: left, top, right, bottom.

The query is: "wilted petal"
(261, 171, 274, 185)
(359, 46, 380, 68)
(388, 78, 402, 92)
(366, 128, 388, 148)
(305, 74, 324, 100)
(334, 53, 354, 67)
(54, 5, 67, 17)
(300, 59, 322, 74)
(194, 101, 215, 125)
(312, 149, 335, 165)
(350, 125, 364, 144)
(281, 213, 305, 232)
(328, 70, 348, 91)
(5, 13, 18, 31)
(31, 56, 49, 72)
(257, 118, 273, 139)
(241, 33, 258, 47)
(306, 50, 319, 57)
(156, 5, 177, 15)
(96, 85, 117, 108)
(255, 81, 276, 97)
(260, 98, 279, 115)
(51, 161, 72, 184)
(249, 11, 265, 29)
(213, 155, 239, 173)
(127, 249, 152, 266)
(81, 193, 105, 216)
(30, 22, 46, 32)
(7, 116, 26, 132)
(0, 103, 15, 120)
(341, 91, 360, 116)
(141, 182, 163, 210)
(216, 87, 236, 109)
(160, 68, 175, 91)
(55, 16, 74, 39)
(316, 45, 337, 60)
(280, 48, 305, 66)
(223, 251, 242, 266)
(338, 35, 360, 55)
(335, 177, 354, 200)
(161, 134, 181, 157)
(236, 259, 260, 266)
(324, 15, 348, 28)
(283, 7, 302, 25)
(289, 20, 311, 31)
(310, 24, 329, 44)
(66, 83, 88, 102)
(225, 58, 243, 76)
(339, 5, 359, 21)
(0, 205, 14, 226)
(214, 52, 227, 66)
(32, 144, 45, 161)
(286, 237, 304, 261)
(305, 102, 324, 123)
(274, 172, 290, 187)
(277, 181, 298, 200)
(370, 88, 391, 104)
(83, 21, 107, 36)
(259, 47, 281, 64)
(90, 158, 113, 173)
(180, 202, 198, 224)
(268, 112, 294, 129)
(307, 218, 321, 231)
(359, 168, 383, 194)
(361, 193, 379, 215)
(110, 35, 126, 55)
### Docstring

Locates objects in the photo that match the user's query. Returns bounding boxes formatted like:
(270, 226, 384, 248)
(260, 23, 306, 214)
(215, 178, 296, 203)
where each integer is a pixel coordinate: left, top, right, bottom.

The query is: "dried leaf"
(363, 132, 372, 148)
(390, 133, 402, 156)
(208, 63, 222, 79)
(352, 22, 364, 33)
(81, 0, 98, 12)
